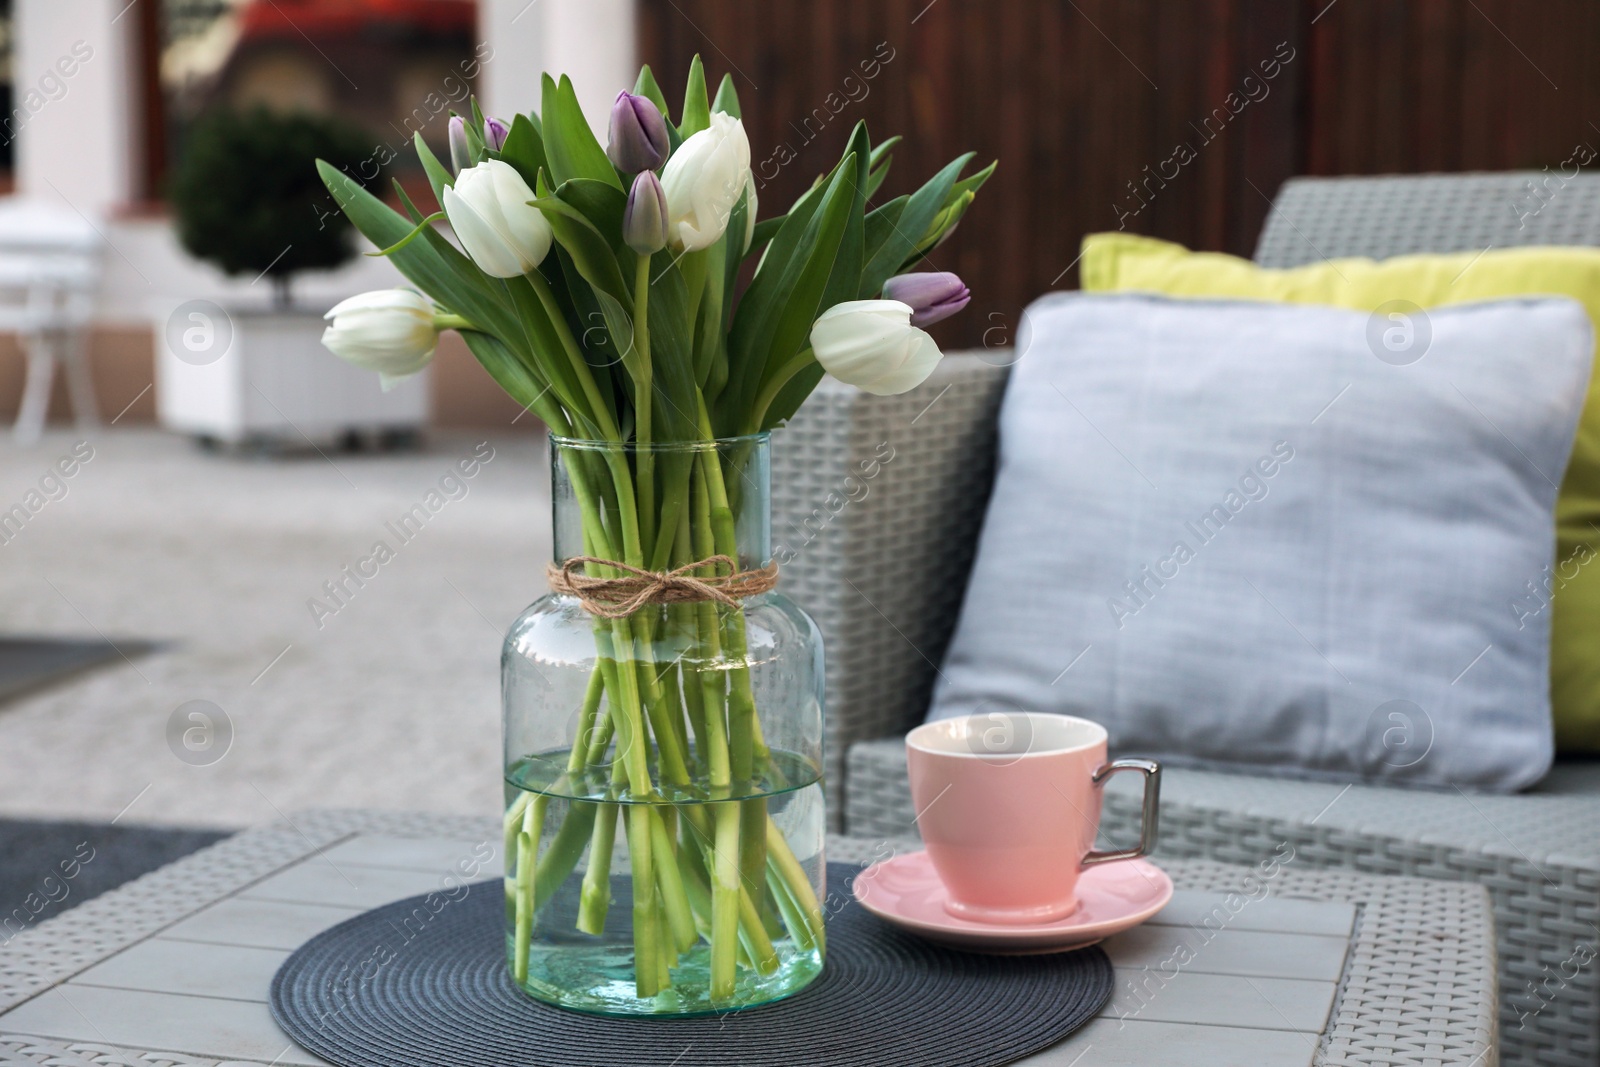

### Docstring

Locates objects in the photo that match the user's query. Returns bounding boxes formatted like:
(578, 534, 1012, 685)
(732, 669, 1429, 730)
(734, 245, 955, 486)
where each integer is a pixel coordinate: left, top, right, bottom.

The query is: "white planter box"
(155, 306, 430, 444)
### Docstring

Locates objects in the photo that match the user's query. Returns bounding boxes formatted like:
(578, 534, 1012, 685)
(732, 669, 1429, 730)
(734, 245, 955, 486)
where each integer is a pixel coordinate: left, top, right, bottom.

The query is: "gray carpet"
(0, 638, 162, 706)
(0, 819, 231, 937)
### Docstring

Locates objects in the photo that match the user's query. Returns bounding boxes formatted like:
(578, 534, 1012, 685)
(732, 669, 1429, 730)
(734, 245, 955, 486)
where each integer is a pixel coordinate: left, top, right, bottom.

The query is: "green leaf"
(949, 159, 997, 202)
(679, 55, 710, 138)
(702, 253, 729, 393)
(864, 154, 893, 201)
(761, 363, 826, 430)
(552, 248, 622, 412)
(541, 73, 624, 190)
(459, 330, 560, 427)
(633, 65, 671, 122)
(859, 152, 974, 300)
(317, 160, 518, 341)
(640, 253, 701, 441)
(739, 165, 834, 315)
(757, 125, 869, 430)
(860, 195, 908, 295)
(815, 123, 870, 313)
(365, 211, 446, 256)
(494, 113, 547, 191)
(869, 136, 902, 169)
(590, 286, 636, 372)
(531, 196, 630, 304)
(459, 105, 486, 163)
(711, 73, 741, 118)
(748, 214, 786, 252)
(504, 273, 608, 438)
(556, 179, 627, 249)
(631, 65, 682, 155)
(414, 131, 454, 210)
(392, 178, 425, 223)
(915, 190, 974, 256)
(722, 185, 751, 297)
(721, 149, 860, 427)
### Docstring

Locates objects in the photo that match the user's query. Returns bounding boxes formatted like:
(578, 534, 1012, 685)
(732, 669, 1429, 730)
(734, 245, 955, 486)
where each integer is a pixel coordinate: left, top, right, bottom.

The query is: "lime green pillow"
(1082, 232, 1600, 754)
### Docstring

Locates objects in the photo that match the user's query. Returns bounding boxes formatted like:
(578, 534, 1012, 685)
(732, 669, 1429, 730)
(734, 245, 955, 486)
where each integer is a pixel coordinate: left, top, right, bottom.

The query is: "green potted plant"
(156, 107, 429, 446)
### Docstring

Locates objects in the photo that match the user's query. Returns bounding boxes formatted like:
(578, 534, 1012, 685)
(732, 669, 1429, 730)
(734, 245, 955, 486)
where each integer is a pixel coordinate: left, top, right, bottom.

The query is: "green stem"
(747, 347, 815, 433)
(709, 801, 741, 1001)
(650, 808, 698, 954)
(527, 801, 596, 908)
(632, 254, 656, 559)
(767, 815, 825, 951)
(502, 791, 530, 876)
(512, 794, 547, 985)
(526, 271, 622, 443)
(576, 800, 617, 935)
(568, 668, 605, 776)
(625, 805, 660, 998)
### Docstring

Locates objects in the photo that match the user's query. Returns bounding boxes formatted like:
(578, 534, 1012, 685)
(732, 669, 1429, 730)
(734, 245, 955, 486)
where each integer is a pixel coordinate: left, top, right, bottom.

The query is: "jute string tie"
(546, 554, 779, 619)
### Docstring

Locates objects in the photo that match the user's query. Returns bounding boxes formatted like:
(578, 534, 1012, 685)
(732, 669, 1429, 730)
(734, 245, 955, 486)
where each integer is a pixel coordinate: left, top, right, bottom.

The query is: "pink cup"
(906, 711, 1161, 924)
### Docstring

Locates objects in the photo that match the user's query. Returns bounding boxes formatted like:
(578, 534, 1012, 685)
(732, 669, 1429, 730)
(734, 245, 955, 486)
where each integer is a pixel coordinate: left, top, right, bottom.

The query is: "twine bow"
(545, 554, 780, 619)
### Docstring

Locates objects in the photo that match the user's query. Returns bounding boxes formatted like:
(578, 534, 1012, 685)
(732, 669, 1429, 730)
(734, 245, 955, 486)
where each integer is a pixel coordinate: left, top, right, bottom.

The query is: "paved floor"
(0, 427, 550, 829)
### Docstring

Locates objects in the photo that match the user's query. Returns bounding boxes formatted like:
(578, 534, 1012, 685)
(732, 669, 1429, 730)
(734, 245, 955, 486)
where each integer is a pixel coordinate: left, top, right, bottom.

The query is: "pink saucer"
(852, 850, 1173, 954)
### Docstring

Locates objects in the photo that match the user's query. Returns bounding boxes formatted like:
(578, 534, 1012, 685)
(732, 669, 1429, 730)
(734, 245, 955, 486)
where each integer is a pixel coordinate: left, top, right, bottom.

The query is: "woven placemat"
(271, 863, 1113, 1067)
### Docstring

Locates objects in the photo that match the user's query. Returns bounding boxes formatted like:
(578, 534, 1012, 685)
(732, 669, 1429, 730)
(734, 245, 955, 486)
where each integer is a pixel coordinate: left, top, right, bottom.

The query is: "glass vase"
(502, 433, 826, 1016)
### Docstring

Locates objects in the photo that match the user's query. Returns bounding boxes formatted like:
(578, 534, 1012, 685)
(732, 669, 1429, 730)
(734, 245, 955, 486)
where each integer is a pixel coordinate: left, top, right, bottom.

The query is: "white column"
(478, 0, 636, 135)
(12, 0, 138, 214)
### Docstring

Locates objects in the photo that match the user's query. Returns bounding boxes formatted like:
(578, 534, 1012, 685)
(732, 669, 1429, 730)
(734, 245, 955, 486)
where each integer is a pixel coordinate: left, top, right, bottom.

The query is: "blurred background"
(4, 0, 1597, 423)
(0, 0, 1595, 837)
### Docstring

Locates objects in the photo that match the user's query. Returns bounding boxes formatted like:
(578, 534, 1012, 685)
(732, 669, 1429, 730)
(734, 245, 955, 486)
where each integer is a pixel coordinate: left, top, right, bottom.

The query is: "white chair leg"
(14, 332, 56, 445)
(61, 327, 99, 428)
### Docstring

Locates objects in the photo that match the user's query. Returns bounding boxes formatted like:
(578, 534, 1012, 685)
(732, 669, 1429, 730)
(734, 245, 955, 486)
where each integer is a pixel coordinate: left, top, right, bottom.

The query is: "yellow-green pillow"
(1082, 232, 1600, 755)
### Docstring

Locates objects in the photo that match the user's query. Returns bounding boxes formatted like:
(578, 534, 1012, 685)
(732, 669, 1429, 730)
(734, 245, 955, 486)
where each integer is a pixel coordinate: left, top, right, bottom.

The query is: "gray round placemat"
(270, 863, 1113, 1067)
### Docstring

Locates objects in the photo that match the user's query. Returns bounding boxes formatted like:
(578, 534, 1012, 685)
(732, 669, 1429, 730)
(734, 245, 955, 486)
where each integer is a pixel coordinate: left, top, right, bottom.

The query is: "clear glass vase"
(502, 433, 826, 1016)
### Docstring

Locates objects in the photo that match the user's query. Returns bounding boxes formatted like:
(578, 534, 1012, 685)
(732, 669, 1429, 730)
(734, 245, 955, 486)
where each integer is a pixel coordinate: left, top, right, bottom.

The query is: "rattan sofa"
(772, 172, 1600, 1067)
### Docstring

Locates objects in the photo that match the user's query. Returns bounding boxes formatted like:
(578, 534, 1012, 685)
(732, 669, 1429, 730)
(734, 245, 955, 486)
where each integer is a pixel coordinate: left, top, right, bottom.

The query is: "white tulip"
(660, 112, 752, 252)
(442, 160, 553, 278)
(809, 300, 944, 395)
(322, 289, 439, 389)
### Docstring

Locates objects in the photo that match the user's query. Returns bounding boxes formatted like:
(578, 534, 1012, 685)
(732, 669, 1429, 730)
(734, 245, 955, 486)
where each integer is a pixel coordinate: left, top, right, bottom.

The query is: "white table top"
(0, 811, 1497, 1067)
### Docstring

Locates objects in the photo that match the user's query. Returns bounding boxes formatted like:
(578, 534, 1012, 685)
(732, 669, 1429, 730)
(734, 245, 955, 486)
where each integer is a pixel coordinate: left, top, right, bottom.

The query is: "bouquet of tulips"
(318, 56, 990, 1010)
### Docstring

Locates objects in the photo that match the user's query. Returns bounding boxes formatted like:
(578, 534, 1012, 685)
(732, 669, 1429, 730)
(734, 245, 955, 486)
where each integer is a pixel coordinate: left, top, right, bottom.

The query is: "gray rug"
(0, 637, 161, 706)
(0, 819, 231, 937)
(271, 863, 1115, 1067)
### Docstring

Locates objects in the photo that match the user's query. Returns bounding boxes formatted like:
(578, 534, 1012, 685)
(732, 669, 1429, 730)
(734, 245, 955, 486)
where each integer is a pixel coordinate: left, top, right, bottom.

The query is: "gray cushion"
(929, 292, 1593, 791)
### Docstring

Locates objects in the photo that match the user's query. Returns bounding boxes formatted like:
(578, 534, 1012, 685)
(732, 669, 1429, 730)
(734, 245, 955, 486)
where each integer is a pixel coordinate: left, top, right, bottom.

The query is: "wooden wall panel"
(639, 0, 1598, 350)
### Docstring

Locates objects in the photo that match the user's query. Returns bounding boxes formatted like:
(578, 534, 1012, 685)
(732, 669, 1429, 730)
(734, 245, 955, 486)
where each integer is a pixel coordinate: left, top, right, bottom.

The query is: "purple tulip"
(623, 171, 669, 255)
(883, 271, 971, 327)
(484, 115, 510, 152)
(607, 91, 670, 174)
(448, 114, 471, 174)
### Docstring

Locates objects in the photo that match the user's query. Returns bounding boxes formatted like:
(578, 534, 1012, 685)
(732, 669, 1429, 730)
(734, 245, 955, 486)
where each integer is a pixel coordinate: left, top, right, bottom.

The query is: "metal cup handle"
(1081, 758, 1162, 867)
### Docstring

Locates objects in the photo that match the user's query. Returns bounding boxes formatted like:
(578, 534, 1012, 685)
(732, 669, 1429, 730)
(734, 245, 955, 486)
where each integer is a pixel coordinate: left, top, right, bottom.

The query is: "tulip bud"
(322, 290, 440, 389)
(660, 112, 752, 252)
(882, 271, 970, 328)
(484, 115, 510, 152)
(623, 171, 669, 255)
(607, 91, 669, 174)
(809, 299, 944, 396)
(448, 115, 471, 175)
(442, 160, 554, 278)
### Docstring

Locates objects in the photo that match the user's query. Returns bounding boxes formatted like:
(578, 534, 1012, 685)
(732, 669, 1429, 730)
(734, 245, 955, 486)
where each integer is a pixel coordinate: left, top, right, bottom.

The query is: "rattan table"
(0, 811, 1495, 1067)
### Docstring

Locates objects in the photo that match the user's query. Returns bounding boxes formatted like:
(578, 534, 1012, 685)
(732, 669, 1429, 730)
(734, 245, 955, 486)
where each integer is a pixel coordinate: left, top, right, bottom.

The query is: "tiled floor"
(0, 428, 549, 829)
